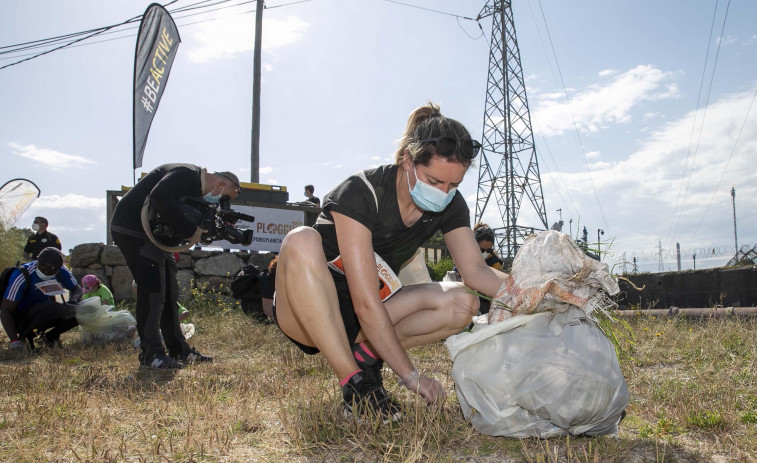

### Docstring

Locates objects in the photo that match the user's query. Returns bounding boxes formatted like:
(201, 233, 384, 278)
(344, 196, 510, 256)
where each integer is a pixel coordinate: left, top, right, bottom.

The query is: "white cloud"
(585, 151, 601, 159)
(9, 143, 95, 169)
(259, 166, 274, 174)
(598, 69, 618, 77)
(717, 34, 738, 45)
(31, 194, 105, 210)
(188, 15, 309, 63)
(539, 91, 566, 101)
(745, 35, 757, 46)
(531, 65, 678, 137)
(544, 85, 757, 256)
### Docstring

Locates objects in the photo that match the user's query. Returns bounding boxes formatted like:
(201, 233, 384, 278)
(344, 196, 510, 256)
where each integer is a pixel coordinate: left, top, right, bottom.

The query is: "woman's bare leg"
(355, 282, 478, 349)
(274, 227, 358, 379)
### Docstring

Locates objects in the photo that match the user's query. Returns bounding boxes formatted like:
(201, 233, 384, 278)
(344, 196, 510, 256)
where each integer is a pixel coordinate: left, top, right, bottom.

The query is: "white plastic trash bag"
(488, 230, 619, 323)
(446, 230, 628, 438)
(447, 308, 628, 438)
(75, 297, 137, 344)
(442, 270, 462, 282)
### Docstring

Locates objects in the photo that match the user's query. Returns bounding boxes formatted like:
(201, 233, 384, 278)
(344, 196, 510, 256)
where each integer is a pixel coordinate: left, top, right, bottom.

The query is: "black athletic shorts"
(272, 269, 362, 355)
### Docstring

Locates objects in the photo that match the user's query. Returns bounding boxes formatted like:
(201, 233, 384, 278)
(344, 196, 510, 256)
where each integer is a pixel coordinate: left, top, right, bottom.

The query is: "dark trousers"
(112, 231, 189, 358)
(15, 301, 79, 345)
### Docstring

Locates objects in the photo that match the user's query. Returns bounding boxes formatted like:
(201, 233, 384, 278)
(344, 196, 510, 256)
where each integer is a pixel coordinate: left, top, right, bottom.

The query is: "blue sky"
(1, 0, 756, 273)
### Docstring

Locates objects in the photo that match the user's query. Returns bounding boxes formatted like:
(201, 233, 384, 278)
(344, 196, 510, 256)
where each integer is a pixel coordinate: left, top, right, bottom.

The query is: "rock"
(195, 275, 232, 294)
(101, 245, 127, 266)
(190, 248, 215, 259)
(87, 263, 103, 269)
(176, 252, 193, 269)
(111, 265, 135, 302)
(72, 267, 108, 288)
(249, 253, 276, 270)
(70, 243, 103, 267)
(193, 253, 244, 277)
(176, 269, 195, 296)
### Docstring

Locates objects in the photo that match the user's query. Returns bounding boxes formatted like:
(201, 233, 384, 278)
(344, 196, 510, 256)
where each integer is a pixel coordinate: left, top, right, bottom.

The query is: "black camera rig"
(199, 197, 255, 246)
(144, 196, 255, 250)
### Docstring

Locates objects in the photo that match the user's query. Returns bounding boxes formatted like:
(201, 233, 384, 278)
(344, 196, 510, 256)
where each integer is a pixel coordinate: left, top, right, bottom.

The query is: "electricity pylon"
(475, 0, 548, 260)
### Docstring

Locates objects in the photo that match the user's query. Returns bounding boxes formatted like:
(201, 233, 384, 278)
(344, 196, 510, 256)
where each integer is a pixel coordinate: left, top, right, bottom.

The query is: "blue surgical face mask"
(406, 165, 457, 213)
(203, 185, 224, 204)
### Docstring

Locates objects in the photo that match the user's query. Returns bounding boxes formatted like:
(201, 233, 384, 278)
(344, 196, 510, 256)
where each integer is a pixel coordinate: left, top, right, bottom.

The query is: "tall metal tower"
(475, 0, 548, 260)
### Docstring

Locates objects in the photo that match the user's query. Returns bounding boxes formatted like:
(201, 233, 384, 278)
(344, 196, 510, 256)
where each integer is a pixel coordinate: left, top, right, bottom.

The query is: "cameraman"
(110, 163, 241, 369)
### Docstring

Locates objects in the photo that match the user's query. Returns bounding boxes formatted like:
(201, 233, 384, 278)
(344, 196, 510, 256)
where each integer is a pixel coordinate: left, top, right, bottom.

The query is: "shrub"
(428, 256, 454, 281)
(687, 410, 725, 430)
(0, 226, 28, 269)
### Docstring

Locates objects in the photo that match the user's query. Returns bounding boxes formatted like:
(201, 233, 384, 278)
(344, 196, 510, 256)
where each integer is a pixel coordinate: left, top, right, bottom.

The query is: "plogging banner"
(211, 206, 305, 253)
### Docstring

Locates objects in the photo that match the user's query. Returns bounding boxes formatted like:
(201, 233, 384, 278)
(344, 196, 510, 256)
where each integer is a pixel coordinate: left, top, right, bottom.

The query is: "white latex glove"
(399, 368, 446, 404)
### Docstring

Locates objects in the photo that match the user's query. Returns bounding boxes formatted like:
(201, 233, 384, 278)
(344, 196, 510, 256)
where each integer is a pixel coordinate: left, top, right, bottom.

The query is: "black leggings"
(16, 301, 78, 343)
(112, 231, 188, 358)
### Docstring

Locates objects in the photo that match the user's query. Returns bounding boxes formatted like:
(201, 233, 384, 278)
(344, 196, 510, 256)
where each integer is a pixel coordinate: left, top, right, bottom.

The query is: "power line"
(0, 14, 145, 71)
(670, 0, 731, 243)
(0, 0, 235, 56)
(456, 16, 485, 41)
(0, 0, 315, 68)
(535, 0, 608, 229)
(537, 135, 581, 222)
(691, 83, 757, 240)
(523, 1, 580, 224)
(380, 0, 476, 21)
(666, 0, 720, 243)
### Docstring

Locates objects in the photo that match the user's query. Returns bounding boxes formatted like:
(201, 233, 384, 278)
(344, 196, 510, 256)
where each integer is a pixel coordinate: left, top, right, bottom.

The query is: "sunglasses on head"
(418, 137, 482, 160)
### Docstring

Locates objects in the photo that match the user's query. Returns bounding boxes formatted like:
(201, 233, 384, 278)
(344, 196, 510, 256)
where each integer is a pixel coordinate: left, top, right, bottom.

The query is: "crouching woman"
(272, 103, 509, 423)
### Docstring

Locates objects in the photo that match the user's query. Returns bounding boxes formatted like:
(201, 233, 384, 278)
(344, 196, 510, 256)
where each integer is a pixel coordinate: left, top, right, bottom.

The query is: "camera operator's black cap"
(37, 247, 64, 272)
(215, 171, 241, 189)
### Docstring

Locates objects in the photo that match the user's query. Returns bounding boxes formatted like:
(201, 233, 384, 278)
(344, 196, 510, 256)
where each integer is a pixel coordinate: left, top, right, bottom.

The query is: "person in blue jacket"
(1, 247, 81, 350)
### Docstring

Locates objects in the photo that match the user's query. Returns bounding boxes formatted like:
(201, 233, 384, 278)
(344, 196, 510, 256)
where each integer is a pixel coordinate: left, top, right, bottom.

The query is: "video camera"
(144, 196, 255, 251)
(198, 197, 255, 246)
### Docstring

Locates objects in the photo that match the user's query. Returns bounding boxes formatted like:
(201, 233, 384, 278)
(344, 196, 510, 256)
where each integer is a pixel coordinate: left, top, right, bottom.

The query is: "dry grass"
(0, 298, 755, 462)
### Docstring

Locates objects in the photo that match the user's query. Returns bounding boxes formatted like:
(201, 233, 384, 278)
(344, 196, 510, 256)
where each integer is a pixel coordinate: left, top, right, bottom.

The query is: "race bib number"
(328, 253, 402, 302)
(35, 279, 66, 296)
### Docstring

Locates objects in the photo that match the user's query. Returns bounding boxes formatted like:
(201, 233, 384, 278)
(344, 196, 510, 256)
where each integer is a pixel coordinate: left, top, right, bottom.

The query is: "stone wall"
(68, 243, 275, 302)
(617, 266, 757, 309)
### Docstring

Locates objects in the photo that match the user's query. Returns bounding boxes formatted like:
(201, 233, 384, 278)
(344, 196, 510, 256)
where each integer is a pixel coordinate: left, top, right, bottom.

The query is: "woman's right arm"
(331, 212, 416, 381)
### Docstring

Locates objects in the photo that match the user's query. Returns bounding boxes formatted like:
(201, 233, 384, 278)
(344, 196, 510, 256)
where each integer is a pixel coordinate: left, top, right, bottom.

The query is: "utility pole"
(731, 186, 738, 254)
(250, 0, 264, 183)
(622, 252, 627, 274)
(656, 239, 664, 272)
(597, 228, 604, 260)
(676, 242, 681, 271)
